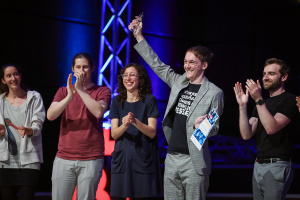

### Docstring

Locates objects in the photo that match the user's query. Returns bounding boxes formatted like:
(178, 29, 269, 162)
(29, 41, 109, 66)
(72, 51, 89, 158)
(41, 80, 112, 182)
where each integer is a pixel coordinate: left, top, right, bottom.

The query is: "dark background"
(1, 0, 300, 195)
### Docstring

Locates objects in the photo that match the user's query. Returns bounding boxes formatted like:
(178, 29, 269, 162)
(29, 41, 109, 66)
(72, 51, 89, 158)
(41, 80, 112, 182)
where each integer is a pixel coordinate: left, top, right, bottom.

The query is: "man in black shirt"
(234, 58, 298, 199)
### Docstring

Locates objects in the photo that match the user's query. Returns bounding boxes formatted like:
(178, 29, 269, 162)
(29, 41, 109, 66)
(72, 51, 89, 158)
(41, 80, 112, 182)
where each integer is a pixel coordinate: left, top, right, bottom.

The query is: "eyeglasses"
(121, 73, 139, 79)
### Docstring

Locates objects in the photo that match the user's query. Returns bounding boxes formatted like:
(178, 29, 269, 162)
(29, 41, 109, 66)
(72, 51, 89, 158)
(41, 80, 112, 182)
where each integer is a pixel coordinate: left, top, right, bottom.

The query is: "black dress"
(109, 94, 163, 198)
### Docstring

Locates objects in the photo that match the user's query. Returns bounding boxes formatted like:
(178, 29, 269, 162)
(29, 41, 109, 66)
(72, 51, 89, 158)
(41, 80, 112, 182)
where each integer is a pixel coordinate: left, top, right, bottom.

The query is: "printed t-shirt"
(168, 83, 201, 154)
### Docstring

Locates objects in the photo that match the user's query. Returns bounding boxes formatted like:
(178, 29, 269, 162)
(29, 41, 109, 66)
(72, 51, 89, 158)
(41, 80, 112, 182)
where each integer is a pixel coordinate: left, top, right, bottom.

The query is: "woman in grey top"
(0, 63, 45, 200)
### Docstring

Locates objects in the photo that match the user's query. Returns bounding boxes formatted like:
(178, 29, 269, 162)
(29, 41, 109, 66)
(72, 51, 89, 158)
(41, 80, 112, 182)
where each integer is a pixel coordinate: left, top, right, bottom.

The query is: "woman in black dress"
(109, 63, 162, 200)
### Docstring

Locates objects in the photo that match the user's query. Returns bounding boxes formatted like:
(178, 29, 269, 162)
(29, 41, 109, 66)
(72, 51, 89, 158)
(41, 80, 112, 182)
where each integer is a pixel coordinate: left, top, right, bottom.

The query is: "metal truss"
(208, 135, 300, 168)
(160, 134, 300, 168)
(209, 135, 257, 165)
(98, 0, 132, 128)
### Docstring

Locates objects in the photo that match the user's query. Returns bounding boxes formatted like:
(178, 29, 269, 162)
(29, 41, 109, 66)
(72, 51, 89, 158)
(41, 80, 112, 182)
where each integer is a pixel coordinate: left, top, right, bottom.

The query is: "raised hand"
(234, 82, 249, 106)
(296, 96, 300, 112)
(245, 79, 262, 102)
(128, 112, 136, 124)
(74, 71, 86, 91)
(128, 16, 144, 42)
(122, 114, 130, 128)
(122, 112, 136, 128)
(67, 73, 76, 98)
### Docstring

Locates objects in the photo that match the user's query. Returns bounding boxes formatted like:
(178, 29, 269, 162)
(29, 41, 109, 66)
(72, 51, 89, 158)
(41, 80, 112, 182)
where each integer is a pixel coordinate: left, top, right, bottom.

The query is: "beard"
(263, 78, 282, 91)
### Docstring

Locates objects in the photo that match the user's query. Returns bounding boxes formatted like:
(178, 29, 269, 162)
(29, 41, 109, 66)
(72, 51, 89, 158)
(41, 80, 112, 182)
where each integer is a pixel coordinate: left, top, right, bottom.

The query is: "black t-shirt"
(252, 92, 299, 158)
(168, 84, 201, 154)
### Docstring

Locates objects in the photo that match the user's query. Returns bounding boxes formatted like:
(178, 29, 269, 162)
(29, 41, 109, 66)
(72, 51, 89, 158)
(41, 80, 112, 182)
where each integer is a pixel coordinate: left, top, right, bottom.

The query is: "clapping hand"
(234, 82, 249, 106)
(296, 96, 300, 112)
(74, 71, 86, 91)
(17, 125, 33, 138)
(245, 79, 262, 102)
(67, 73, 76, 98)
(121, 112, 136, 128)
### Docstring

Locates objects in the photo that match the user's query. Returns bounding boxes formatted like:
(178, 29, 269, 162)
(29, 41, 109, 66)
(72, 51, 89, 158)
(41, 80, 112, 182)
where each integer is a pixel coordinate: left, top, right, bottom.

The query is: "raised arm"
(47, 74, 75, 121)
(234, 82, 257, 139)
(131, 22, 181, 88)
(76, 90, 109, 119)
(128, 15, 144, 43)
(74, 71, 110, 119)
(254, 105, 290, 135)
(246, 79, 291, 135)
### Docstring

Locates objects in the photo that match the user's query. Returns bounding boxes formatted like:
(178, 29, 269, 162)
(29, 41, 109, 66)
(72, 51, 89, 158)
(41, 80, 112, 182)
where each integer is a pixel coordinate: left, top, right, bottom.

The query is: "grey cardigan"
(0, 91, 45, 165)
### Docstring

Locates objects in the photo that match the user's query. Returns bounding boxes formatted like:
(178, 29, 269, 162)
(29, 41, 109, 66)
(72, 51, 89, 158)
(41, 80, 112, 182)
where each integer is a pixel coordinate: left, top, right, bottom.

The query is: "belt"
(256, 157, 290, 164)
(168, 151, 189, 155)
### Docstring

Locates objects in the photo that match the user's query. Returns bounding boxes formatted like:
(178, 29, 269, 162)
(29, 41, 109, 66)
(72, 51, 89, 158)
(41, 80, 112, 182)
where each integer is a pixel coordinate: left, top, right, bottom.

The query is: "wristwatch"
(255, 99, 265, 105)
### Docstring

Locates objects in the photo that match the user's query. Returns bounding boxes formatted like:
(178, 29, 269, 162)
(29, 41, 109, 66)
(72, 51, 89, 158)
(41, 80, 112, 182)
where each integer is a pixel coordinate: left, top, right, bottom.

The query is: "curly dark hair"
(117, 63, 152, 108)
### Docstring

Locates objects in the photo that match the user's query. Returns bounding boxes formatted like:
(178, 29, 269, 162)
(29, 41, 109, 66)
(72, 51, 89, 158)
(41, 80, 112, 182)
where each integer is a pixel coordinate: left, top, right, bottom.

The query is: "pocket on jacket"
(111, 150, 126, 174)
(24, 137, 39, 153)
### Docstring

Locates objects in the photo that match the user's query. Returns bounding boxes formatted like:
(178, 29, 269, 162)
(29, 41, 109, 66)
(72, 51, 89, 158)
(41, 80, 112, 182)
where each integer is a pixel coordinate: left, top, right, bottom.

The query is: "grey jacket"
(135, 39, 224, 175)
(0, 91, 45, 165)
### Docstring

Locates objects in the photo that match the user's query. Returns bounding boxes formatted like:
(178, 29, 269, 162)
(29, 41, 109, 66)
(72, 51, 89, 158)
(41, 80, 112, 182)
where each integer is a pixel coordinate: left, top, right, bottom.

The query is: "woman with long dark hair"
(0, 63, 45, 200)
(109, 63, 162, 200)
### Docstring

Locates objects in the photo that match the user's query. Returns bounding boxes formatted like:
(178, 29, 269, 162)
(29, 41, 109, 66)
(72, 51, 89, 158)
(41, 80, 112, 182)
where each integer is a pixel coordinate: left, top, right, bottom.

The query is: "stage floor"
(33, 192, 300, 200)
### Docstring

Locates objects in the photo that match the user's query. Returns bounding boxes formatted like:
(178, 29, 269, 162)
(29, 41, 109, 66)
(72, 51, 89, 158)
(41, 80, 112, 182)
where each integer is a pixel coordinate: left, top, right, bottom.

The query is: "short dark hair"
(264, 58, 290, 77)
(186, 45, 214, 65)
(72, 52, 94, 70)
